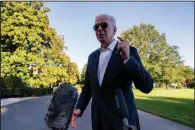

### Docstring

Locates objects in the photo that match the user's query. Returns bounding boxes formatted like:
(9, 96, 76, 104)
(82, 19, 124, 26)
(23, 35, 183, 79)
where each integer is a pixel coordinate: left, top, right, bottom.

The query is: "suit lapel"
(100, 42, 124, 89)
(92, 50, 101, 88)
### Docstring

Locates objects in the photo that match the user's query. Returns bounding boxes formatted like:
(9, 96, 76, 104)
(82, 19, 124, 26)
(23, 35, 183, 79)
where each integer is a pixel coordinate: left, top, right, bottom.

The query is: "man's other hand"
(71, 109, 81, 128)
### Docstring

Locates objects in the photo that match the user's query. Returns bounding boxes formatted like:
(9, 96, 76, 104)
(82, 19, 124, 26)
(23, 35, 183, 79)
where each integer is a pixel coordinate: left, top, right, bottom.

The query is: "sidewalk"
(138, 110, 194, 130)
(1, 97, 38, 107)
(1, 96, 194, 130)
(1, 95, 54, 107)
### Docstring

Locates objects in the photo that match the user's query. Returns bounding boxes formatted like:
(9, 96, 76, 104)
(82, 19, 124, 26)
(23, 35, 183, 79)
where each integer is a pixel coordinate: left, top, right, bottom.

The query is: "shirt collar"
(99, 39, 117, 52)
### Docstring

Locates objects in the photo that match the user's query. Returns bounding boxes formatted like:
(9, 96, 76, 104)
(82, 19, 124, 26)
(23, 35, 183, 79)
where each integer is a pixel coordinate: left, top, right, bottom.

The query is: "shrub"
(176, 82, 183, 89)
(186, 78, 195, 88)
(1, 87, 49, 98)
(53, 87, 58, 93)
(3, 76, 27, 88)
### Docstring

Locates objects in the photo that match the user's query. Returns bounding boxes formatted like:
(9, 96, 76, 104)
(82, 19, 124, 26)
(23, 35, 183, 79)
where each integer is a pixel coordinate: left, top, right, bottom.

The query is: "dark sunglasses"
(93, 22, 114, 31)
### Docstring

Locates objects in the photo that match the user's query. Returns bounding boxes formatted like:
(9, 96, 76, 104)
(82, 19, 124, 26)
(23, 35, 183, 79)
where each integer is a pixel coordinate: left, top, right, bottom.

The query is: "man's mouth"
(98, 34, 104, 38)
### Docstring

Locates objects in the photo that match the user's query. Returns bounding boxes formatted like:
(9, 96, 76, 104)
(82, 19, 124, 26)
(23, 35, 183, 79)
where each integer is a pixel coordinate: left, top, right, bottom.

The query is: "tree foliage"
(80, 63, 87, 83)
(120, 23, 193, 88)
(1, 2, 79, 88)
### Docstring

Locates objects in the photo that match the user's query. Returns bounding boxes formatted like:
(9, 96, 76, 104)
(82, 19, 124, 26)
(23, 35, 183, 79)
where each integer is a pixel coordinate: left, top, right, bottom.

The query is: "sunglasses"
(93, 22, 114, 31)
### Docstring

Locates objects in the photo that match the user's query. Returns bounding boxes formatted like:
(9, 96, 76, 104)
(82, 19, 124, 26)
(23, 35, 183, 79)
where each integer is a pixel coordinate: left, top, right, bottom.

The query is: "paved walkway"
(1, 97, 37, 106)
(1, 95, 194, 130)
(138, 110, 193, 130)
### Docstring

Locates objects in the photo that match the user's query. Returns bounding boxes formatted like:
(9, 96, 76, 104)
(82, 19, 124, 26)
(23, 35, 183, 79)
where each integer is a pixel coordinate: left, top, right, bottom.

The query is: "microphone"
(114, 88, 137, 130)
(44, 83, 78, 129)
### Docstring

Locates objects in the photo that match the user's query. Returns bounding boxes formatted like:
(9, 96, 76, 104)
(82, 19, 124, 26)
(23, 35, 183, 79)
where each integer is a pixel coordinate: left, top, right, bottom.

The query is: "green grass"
(133, 88, 194, 128)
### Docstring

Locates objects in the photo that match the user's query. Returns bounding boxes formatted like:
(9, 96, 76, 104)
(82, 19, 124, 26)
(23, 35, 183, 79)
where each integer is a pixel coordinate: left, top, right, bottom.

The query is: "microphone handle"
(122, 118, 129, 130)
(122, 118, 137, 130)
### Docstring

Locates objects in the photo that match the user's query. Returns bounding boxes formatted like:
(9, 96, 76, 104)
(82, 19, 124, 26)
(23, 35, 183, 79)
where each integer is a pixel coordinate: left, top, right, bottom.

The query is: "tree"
(182, 66, 194, 80)
(1, 2, 79, 88)
(66, 62, 80, 85)
(181, 66, 194, 88)
(120, 23, 184, 88)
(80, 63, 87, 84)
(1, 2, 47, 87)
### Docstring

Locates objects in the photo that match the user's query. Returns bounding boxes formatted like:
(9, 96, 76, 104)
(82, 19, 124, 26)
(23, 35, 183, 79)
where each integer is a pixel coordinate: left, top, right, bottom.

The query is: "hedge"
(1, 87, 49, 98)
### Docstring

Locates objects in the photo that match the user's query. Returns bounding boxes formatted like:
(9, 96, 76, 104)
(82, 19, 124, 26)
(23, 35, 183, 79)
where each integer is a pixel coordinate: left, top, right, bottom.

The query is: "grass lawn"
(133, 88, 194, 128)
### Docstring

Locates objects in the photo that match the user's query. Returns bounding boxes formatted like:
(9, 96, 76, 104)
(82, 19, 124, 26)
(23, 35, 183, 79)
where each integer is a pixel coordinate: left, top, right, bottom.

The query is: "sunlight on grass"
(134, 88, 194, 99)
(133, 88, 194, 128)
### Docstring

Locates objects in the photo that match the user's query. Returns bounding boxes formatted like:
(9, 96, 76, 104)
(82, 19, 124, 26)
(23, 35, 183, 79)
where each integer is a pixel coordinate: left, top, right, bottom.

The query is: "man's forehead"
(95, 15, 111, 23)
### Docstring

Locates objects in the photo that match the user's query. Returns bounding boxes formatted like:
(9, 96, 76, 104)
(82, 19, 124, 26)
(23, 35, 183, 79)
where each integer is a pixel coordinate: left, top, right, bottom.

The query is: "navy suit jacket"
(75, 43, 153, 130)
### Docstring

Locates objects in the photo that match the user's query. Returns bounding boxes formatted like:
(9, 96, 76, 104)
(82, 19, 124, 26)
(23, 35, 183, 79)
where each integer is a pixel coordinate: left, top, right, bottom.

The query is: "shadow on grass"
(135, 96, 194, 128)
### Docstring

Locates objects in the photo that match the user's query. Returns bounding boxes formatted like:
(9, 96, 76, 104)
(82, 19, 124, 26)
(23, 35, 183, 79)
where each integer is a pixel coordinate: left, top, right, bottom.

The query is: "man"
(71, 14, 153, 130)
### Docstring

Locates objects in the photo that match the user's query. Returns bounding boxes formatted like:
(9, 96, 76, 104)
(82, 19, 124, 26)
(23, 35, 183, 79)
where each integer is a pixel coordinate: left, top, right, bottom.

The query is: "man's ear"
(113, 26, 117, 35)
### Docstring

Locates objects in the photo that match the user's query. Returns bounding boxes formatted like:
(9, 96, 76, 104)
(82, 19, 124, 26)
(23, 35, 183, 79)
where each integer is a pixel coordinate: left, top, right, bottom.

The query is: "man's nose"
(97, 25, 103, 31)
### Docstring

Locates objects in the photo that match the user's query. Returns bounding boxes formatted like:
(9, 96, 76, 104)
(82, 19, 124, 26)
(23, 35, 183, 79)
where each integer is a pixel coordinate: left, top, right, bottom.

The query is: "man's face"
(94, 15, 116, 46)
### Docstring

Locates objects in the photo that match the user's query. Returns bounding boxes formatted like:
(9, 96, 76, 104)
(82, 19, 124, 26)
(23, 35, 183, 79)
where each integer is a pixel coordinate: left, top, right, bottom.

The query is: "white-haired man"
(71, 14, 153, 130)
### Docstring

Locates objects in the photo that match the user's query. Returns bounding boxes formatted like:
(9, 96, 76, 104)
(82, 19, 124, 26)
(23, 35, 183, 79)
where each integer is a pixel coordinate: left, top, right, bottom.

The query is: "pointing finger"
(117, 36, 126, 42)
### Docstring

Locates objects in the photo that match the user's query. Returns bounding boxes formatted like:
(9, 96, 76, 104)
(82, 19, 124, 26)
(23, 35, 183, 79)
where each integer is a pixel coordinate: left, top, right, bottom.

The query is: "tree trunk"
(166, 82, 168, 90)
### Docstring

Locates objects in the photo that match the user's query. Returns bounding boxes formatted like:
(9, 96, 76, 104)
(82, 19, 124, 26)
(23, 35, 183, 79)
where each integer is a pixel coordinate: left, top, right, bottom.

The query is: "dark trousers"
(96, 109, 123, 130)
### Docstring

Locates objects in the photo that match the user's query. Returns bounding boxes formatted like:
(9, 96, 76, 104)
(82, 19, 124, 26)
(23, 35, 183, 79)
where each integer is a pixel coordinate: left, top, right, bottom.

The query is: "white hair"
(95, 14, 116, 26)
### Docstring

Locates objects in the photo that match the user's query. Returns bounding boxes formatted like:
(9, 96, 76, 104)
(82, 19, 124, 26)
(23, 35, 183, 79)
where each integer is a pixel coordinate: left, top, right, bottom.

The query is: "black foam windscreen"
(114, 88, 129, 118)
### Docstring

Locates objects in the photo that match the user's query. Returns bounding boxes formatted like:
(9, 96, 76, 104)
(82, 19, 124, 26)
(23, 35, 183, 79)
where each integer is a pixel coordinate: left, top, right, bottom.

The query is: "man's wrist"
(123, 56, 131, 64)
